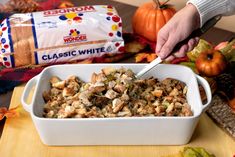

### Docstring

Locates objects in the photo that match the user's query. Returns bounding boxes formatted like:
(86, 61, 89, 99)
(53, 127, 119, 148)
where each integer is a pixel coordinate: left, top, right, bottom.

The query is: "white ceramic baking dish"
(21, 64, 212, 146)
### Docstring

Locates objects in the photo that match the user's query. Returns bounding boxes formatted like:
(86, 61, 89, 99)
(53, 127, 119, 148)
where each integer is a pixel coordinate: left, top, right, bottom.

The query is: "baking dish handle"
(21, 76, 38, 113)
(196, 75, 212, 112)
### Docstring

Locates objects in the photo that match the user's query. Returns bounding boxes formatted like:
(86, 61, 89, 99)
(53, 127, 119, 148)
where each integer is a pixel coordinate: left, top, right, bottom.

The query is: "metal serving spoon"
(135, 15, 222, 79)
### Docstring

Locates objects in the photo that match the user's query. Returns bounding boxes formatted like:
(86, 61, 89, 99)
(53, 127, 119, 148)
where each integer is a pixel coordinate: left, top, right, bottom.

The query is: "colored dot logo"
(1, 27, 7, 31)
(105, 6, 122, 38)
(0, 38, 9, 53)
(106, 17, 111, 21)
(112, 15, 120, 23)
(107, 12, 113, 16)
(3, 56, 7, 61)
(1, 38, 6, 44)
(106, 15, 121, 23)
(114, 42, 124, 53)
(115, 42, 120, 47)
(4, 44, 9, 49)
(4, 61, 10, 66)
(111, 24, 118, 31)
(69, 29, 80, 37)
(59, 13, 83, 24)
(102, 5, 114, 12)
(0, 55, 10, 67)
(118, 46, 125, 52)
(0, 19, 11, 67)
(0, 23, 10, 54)
(116, 31, 122, 37)
(106, 14, 122, 38)
(108, 32, 113, 37)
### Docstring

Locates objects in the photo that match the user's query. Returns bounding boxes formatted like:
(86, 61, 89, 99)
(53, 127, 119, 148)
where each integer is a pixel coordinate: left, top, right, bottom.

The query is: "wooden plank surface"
(0, 86, 234, 157)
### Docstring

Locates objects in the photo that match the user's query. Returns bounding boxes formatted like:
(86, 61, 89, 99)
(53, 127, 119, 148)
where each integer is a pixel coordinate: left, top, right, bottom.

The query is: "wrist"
(186, 3, 200, 29)
(187, 0, 227, 27)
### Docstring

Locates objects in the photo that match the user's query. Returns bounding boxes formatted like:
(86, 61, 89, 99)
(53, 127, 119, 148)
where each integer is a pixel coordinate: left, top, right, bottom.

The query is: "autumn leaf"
(0, 106, 20, 121)
(58, 1, 75, 9)
(135, 52, 157, 63)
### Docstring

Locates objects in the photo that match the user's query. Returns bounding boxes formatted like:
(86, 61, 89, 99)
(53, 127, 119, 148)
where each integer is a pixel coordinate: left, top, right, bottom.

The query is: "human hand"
(156, 4, 200, 61)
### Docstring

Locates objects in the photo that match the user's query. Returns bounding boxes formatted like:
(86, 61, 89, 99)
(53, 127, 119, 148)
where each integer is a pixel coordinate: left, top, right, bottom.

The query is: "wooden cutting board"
(0, 85, 234, 157)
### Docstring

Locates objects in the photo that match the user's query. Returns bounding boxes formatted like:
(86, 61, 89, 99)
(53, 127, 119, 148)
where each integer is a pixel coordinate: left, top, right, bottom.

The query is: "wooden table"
(0, 0, 235, 154)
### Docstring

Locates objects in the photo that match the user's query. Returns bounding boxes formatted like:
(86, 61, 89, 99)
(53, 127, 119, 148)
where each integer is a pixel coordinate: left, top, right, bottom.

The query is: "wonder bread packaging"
(0, 5, 124, 68)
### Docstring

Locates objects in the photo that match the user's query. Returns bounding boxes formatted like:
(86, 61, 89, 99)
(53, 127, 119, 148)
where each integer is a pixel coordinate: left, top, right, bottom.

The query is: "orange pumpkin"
(195, 49, 227, 77)
(132, 0, 176, 42)
(228, 97, 235, 111)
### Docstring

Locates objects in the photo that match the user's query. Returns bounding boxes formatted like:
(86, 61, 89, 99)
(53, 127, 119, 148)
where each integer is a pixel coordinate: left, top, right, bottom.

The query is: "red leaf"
(170, 56, 189, 64)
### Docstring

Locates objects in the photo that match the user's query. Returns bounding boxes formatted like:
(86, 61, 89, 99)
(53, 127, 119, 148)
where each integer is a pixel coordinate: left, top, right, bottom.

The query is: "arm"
(188, 0, 235, 27)
(156, 0, 235, 61)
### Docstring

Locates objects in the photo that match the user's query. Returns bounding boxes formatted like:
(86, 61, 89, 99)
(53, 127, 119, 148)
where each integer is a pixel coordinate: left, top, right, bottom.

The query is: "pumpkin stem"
(162, 0, 170, 6)
(153, 0, 161, 9)
(207, 54, 213, 60)
(153, 0, 170, 9)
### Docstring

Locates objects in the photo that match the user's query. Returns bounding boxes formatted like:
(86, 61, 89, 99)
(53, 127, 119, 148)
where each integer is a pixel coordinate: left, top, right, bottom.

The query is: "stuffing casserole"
(43, 67, 193, 118)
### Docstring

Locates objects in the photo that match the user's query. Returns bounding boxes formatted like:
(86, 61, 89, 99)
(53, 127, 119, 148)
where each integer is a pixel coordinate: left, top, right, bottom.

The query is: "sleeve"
(187, 0, 235, 27)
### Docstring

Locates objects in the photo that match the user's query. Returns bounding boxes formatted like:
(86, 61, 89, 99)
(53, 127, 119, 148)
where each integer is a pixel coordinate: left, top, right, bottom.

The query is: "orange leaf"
(0, 114, 5, 121)
(135, 52, 157, 63)
(58, 1, 74, 9)
(0, 106, 20, 121)
(6, 112, 19, 118)
(147, 53, 157, 62)
(135, 53, 148, 63)
(0, 107, 8, 113)
(0, 107, 7, 120)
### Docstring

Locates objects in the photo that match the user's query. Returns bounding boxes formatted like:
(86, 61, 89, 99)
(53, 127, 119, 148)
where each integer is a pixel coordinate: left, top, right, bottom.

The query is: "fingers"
(187, 37, 199, 51)
(158, 35, 178, 59)
(187, 38, 195, 51)
(165, 37, 200, 62)
(156, 30, 168, 54)
(194, 37, 200, 47)
(174, 44, 188, 58)
(171, 37, 200, 58)
(165, 55, 175, 62)
(156, 36, 165, 53)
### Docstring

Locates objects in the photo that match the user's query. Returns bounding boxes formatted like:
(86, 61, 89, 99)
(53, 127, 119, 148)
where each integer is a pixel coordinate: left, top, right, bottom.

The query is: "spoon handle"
(135, 57, 162, 78)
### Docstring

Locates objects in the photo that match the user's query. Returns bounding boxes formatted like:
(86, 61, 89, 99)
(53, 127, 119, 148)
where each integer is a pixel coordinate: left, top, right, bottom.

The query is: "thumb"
(156, 35, 165, 54)
(159, 36, 178, 59)
(156, 29, 169, 54)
